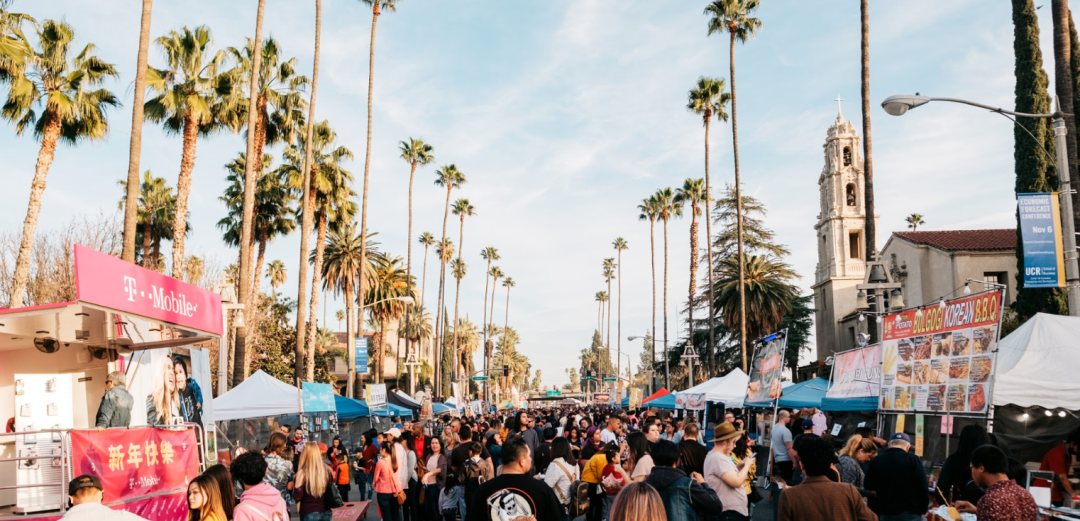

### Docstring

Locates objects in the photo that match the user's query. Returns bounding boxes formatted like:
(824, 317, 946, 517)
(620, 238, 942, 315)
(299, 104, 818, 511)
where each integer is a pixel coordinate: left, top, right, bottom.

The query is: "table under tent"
(212, 370, 337, 461)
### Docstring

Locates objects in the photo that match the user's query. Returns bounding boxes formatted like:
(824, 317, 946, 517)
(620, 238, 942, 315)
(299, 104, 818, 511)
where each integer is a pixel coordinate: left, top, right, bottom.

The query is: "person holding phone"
(705, 422, 755, 520)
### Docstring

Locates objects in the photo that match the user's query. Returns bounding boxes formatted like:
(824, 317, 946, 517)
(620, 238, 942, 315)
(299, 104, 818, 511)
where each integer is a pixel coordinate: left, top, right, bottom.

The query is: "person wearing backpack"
(543, 438, 581, 521)
(461, 442, 487, 500)
(643, 439, 722, 521)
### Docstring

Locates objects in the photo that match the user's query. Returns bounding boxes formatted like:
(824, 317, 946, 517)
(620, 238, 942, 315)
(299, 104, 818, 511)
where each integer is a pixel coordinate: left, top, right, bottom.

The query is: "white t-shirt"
(704, 450, 748, 516)
(393, 443, 409, 488)
(630, 454, 654, 480)
(543, 457, 579, 504)
(772, 423, 793, 462)
(600, 429, 617, 445)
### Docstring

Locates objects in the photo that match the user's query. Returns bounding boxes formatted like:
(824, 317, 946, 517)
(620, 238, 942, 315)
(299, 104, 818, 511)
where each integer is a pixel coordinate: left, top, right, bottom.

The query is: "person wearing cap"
(704, 422, 754, 520)
(865, 432, 928, 521)
(95, 371, 134, 430)
(60, 474, 149, 521)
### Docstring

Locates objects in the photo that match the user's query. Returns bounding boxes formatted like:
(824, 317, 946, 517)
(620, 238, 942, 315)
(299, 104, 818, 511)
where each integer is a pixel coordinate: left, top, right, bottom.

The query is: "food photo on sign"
(745, 331, 787, 403)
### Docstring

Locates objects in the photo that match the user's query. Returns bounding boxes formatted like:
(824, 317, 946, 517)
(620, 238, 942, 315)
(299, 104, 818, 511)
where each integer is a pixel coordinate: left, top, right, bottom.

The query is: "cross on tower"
(835, 94, 844, 116)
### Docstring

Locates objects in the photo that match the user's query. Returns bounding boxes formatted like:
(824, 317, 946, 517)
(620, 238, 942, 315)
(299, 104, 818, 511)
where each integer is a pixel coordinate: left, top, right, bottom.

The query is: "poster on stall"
(366, 383, 388, 411)
(684, 393, 706, 411)
(1018, 192, 1066, 288)
(826, 344, 882, 399)
(126, 347, 215, 437)
(915, 415, 925, 456)
(629, 388, 643, 411)
(879, 290, 1002, 414)
(70, 427, 199, 503)
(745, 331, 787, 403)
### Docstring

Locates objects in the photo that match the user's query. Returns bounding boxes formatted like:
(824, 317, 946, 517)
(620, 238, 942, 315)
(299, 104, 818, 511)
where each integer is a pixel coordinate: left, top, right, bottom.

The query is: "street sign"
(603, 377, 617, 383)
(546, 390, 561, 397)
(471, 376, 489, 382)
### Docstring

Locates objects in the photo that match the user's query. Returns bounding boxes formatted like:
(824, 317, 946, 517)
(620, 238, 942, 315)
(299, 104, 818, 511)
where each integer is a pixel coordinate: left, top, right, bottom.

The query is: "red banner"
(70, 427, 199, 503)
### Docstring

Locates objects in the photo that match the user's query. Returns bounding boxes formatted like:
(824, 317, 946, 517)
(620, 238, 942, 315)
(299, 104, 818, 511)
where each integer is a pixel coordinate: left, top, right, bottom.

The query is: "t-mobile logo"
(124, 276, 138, 302)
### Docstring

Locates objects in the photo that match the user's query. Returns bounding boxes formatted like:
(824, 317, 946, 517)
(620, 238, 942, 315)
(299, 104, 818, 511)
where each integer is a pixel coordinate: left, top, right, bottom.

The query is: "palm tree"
(479, 246, 500, 394)
(905, 213, 925, 231)
(321, 222, 375, 397)
(144, 25, 235, 279)
(502, 277, 516, 350)
(122, 0, 154, 265)
(675, 178, 709, 372)
(434, 238, 455, 394)
(595, 291, 608, 334)
(279, 120, 355, 380)
(612, 238, 628, 388)
(654, 188, 681, 388)
(418, 232, 436, 306)
(449, 258, 468, 381)
(452, 317, 479, 385)
(3, 19, 119, 308)
(860, 0, 877, 259)
(266, 260, 286, 300)
(433, 165, 466, 393)
(637, 196, 661, 387)
(0, 2, 32, 77)
(714, 255, 797, 343)
(706, 0, 761, 372)
(488, 266, 504, 352)
(365, 255, 410, 384)
(399, 138, 434, 369)
(602, 258, 616, 382)
(335, 310, 345, 330)
(445, 198, 475, 378)
(117, 171, 179, 269)
(687, 77, 730, 375)
(294, 0, 324, 395)
(225, 36, 308, 160)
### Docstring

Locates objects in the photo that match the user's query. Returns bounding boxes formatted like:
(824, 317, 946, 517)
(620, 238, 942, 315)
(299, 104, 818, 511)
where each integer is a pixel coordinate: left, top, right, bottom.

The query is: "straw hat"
(713, 421, 744, 442)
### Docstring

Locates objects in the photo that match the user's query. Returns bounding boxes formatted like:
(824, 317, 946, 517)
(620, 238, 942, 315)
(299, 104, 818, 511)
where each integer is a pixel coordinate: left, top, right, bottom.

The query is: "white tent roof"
(394, 390, 421, 408)
(993, 313, 1080, 410)
(213, 370, 301, 421)
(677, 368, 750, 408)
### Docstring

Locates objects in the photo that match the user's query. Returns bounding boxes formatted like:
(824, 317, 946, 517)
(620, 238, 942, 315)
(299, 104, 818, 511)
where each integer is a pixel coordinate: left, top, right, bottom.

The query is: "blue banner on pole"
(1018, 193, 1066, 288)
(355, 336, 368, 373)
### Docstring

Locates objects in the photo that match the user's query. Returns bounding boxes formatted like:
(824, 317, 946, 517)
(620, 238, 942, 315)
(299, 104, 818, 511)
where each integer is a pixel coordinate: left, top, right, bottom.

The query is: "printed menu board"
(880, 290, 1002, 414)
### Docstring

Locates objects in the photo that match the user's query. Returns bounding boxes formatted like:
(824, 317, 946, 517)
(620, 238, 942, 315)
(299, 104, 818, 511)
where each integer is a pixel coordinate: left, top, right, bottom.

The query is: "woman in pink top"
(372, 444, 403, 521)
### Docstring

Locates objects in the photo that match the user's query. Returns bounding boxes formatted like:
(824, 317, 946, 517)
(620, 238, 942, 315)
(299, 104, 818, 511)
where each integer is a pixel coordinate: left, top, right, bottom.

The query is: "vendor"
(1038, 430, 1080, 506)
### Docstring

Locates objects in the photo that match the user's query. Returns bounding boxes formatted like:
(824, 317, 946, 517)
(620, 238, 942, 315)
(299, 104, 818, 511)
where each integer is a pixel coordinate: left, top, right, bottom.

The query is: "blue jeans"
(378, 492, 403, 521)
(424, 484, 443, 521)
(301, 512, 333, 521)
(357, 472, 373, 501)
(879, 515, 923, 521)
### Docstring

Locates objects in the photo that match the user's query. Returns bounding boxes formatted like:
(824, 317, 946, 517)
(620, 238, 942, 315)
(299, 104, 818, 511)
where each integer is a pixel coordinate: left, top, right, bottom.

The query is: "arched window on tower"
(843, 146, 852, 166)
(846, 184, 857, 207)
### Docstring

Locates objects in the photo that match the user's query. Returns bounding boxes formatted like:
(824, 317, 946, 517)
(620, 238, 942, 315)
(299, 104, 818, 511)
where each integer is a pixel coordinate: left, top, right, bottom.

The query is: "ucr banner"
(1018, 193, 1066, 288)
(70, 427, 199, 504)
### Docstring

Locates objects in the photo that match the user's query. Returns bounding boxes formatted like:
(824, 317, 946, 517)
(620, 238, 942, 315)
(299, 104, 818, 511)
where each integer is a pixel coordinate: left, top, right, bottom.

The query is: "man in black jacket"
(644, 439, 722, 520)
(865, 433, 929, 520)
(94, 372, 133, 429)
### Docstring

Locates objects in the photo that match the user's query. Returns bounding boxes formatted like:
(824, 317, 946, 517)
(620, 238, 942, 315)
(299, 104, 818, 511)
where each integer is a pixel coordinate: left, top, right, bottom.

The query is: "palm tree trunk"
(306, 213, 328, 381)
(860, 0, 877, 258)
(405, 161, 416, 375)
(704, 117, 716, 376)
(617, 251, 622, 394)
(233, 0, 266, 387)
(122, 0, 153, 265)
(453, 275, 462, 380)
(482, 259, 491, 398)
(606, 277, 612, 390)
(8, 117, 62, 308)
(436, 186, 452, 395)
(504, 285, 511, 347)
(345, 277, 356, 397)
(142, 219, 153, 268)
(730, 31, 749, 373)
(378, 326, 387, 384)
(170, 113, 199, 278)
(253, 233, 267, 300)
(421, 243, 430, 362)
(662, 216, 669, 389)
(356, 0, 380, 388)
(688, 211, 698, 386)
(295, 0, 322, 387)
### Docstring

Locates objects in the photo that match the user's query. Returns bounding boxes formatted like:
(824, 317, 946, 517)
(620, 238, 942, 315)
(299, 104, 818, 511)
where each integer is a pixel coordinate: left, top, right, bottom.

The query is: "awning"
(213, 370, 303, 421)
(993, 313, 1080, 409)
(645, 393, 677, 409)
(745, 377, 831, 409)
(674, 369, 750, 408)
(642, 388, 671, 403)
(334, 395, 413, 419)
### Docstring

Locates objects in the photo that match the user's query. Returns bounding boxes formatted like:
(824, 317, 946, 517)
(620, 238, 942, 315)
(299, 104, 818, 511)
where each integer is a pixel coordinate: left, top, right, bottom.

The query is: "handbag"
(325, 477, 344, 509)
(747, 486, 764, 504)
(394, 490, 407, 504)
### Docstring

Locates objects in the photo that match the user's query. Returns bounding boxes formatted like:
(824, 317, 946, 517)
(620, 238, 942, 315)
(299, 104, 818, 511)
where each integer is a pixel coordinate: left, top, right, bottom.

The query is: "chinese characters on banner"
(826, 344, 882, 399)
(1017, 193, 1066, 288)
(745, 332, 787, 403)
(70, 427, 199, 503)
(879, 290, 1003, 414)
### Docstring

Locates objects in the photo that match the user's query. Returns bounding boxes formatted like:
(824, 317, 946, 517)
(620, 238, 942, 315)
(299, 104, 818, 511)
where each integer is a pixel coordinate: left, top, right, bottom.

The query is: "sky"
(0, 1, 1061, 390)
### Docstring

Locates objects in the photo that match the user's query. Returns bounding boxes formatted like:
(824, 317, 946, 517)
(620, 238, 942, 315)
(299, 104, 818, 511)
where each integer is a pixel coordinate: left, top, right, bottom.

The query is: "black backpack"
(461, 458, 486, 498)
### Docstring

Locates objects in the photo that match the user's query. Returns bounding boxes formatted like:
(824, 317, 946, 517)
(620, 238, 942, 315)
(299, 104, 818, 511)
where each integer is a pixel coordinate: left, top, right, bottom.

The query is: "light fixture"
(1060, 410, 1068, 418)
(234, 310, 246, 328)
(1020, 412, 1029, 421)
(395, 296, 415, 305)
(889, 289, 905, 310)
(876, 316, 883, 324)
(858, 314, 865, 323)
(963, 283, 971, 295)
(881, 94, 932, 116)
(75, 312, 89, 317)
(938, 298, 946, 309)
(856, 289, 868, 308)
(915, 308, 924, 319)
(1046, 410, 1054, 417)
(868, 265, 889, 284)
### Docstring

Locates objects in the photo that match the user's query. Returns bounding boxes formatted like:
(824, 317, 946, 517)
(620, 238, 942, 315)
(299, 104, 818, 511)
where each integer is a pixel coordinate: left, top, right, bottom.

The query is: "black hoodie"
(643, 465, 723, 514)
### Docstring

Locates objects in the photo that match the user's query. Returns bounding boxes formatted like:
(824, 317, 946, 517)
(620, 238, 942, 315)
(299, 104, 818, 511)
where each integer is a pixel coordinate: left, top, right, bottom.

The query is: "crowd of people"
(60, 403, 1063, 521)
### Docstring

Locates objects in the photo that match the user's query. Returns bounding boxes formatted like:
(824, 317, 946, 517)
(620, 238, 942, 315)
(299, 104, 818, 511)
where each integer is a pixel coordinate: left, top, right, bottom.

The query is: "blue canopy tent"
(432, 402, 457, 415)
(820, 394, 879, 411)
(744, 377, 832, 409)
(644, 393, 677, 409)
(333, 395, 413, 419)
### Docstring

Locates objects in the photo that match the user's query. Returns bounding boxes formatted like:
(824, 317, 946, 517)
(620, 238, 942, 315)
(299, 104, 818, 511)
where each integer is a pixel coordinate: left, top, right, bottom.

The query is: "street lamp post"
(882, 94, 1080, 316)
(681, 344, 699, 388)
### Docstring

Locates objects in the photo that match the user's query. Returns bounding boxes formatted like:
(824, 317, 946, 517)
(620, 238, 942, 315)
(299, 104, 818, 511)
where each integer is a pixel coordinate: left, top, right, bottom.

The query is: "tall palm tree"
(418, 232, 436, 306)
(433, 165, 466, 393)
(706, 0, 761, 372)
(687, 77, 730, 375)
(714, 255, 797, 343)
(279, 120, 355, 380)
(480, 246, 500, 393)
(225, 36, 308, 161)
(144, 25, 235, 279)
(905, 213, 925, 231)
(322, 222, 375, 397)
(399, 138, 434, 368)
(117, 171, 178, 269)
(613, 238, 628, 388)
(266, 260, 286, 300)
(445, 198, 474, 378)
(654, 188, 681, 388)
(449, 258, 468, 381)
(502, 277, 515, 348)
(675, 178, 709, 371)
(366, 254, 411, 384)
(335, 309, 346, 330)
(356, 0, 399, 382)
(0, 2, 32, 77)
(3, 19, 119, 308)
(122, 0, 154, 265)
(452, 317, 479, 385)
(602, 257, 615, 384)
(637, 196, 661, 387)
(595, 291, 608, 334)
(434, 238, 455, 394)
(860, 0, 877, 258)
(488, 266, 504, 351)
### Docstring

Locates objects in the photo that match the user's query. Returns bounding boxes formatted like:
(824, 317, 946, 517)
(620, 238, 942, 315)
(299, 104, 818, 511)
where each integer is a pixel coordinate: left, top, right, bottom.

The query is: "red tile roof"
(892, 229, 1016, 252)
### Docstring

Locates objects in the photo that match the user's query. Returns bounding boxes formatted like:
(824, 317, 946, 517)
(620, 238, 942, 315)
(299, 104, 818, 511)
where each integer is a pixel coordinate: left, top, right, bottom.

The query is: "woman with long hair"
(147, 356, 180, 426)
(174, 356, 203, 425)
(329, 436, 343, 467)
(373, 443, 404, 521)
(837, 434, 876, 497)
(733, 433, 758, 508)
(626, 431, 653, 483)
(201, 464, 238, 520)
(486, 432, 503, 470)
(421, 436, 448, 520)
(936, 424, 992, 503)
(262, 433, 294, 506)
(187, 473, 227, 521)
(543, 437, 579, 520)
(293, 442, 334, 521)
(609, 482, 666, 521)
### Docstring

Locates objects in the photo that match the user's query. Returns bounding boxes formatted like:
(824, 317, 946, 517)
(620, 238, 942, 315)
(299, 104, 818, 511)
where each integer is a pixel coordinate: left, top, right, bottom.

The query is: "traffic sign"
(546, 390, 562, 397)
(603, 377, 617, 382)
(471, 376, 489, 382)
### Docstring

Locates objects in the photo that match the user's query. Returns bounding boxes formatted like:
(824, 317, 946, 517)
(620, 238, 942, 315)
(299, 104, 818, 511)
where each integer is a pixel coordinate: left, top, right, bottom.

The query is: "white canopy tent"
(993, 313, 1080, 410)
(213, 370, 301, 421)
(677, 368, 750, 408)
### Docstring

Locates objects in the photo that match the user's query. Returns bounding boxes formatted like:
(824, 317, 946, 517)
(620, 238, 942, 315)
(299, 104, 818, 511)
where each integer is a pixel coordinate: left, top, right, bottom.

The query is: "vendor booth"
(333, 395, 408, 447)
(745, 377, 830, 409)
(0, 245, 222, 519)
(386, 389, 419, 419)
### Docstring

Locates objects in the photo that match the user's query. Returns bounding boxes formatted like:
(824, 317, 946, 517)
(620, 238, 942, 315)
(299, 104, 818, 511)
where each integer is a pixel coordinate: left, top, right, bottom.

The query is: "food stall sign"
(74, 244, 223, 335)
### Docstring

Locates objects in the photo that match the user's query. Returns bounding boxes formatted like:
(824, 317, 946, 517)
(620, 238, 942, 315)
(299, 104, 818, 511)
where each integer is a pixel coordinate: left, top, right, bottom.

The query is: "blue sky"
(1, 1, 1057, 389)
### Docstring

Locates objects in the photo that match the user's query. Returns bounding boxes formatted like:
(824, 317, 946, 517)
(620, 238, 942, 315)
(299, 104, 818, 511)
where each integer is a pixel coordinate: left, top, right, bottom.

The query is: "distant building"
(328, 317, 433, 391)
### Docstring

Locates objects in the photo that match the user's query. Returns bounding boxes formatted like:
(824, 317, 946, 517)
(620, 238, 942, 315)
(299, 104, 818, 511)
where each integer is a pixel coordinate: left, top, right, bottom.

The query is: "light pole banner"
(355, 336, 369, 373)
(1018, 192, 1066, 288)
